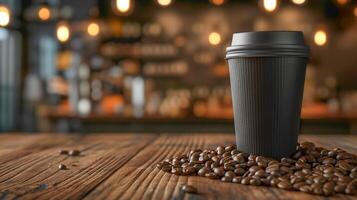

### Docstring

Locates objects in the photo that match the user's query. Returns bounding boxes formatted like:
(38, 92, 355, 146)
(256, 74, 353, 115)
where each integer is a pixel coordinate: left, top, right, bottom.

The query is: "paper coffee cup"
(226, 31, 310, 159)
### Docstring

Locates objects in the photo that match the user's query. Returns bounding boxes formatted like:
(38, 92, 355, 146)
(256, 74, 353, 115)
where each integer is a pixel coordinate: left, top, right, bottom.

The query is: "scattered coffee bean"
(181, 185, 197, 194)
(58, 150, 68, 155)
(69, 150, 80, 156)
(157, 142, 357, 196)
(58, 164, 67, 170)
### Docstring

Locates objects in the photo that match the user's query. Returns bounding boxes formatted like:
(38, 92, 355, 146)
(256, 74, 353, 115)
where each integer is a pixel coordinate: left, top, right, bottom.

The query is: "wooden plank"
(0, 134, 356, 200)
(84, 134, 357, 200)
(0, 134, 158, 200)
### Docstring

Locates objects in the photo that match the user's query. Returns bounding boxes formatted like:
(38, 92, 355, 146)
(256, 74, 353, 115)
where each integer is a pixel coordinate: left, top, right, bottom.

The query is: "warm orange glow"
(87, 22, 100, 36)
(263, 0, 278, 12)
(210, 0, 226, 6)
(336, 0, 348, 5)
(115, 0, 131, 13)
(291, 0, 306, 5)
(38, 6, 51, 21)
(0, 5, 10, 27)
(314, 30, 327, 46)
(56, 22, 70, 43)
(157, 0, 172, 7)
(354, 6, 357, 17)
(208, 32, 221, 46)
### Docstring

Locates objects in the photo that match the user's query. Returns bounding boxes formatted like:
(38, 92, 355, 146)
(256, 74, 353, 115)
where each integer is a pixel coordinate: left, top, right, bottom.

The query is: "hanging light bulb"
(208, 32, 221, 46)
(157, 0, 173, 7)
(38, 5, 51, 21)
(87, 21, 100, 37)
(56, 21, 70, 43)
(112, 0, 133, 15)
(209, 0, 226, 6)
(0, 4, 10, 27)
(314, 29, 327, 46)
(291, 0, 306, 5)
(262, 0, 278, 13)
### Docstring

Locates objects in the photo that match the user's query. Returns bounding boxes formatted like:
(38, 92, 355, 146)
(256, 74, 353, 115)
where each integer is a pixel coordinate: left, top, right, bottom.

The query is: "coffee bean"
(162, 165, 171, 172)
(181, 185, 197, 193)
(225, 171, 235, 178)
(299, 185, 311, 193)
(350, 171, 357, 179)
(255, 169, 266, 178)
(221, 176, 233, 182)
(247, 160, 256, 167)
(261, 178, 270, 186)
(157, 142, 357, 197)
(293, 182, 306, 189)
(278, 181, 292, 190)
(58, 150, 68, 155)
(198, 167, 209, 176)
(336, 153, 355, 160)
(213, 167, 225, 177)
(322, 158, 336, 165)
(69, 150, 80, 156)
(338, 161, 354, 171)
(334, 184, 346, 193)
(270, 178, 279, 187)
(233, 155, 245, 163)
(327, 151, 337, 158)
(171, 167, 182, 175)
(250, 178, 261, 186)
(216, 146, 224, 155)
(313, 186, 324, 195)
(58, 164, 67, 170)
(241, 177, 250, 185)
(232, 176, 242, 183)
(313, 176, 327, 184)
(249, 166, 260, 174)
(234, 168, 245, 176)
(323, 187, 334, 196)
(183, 166, 196, 175)
(345, 186, 356, 195)
(290, 177, 304, 184)
(205, 172, 218, 179)
(172, 158, 181, 166)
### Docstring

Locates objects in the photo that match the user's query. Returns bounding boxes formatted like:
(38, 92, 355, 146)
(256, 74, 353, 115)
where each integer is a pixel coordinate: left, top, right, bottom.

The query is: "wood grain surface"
(0, 133, 356, 200)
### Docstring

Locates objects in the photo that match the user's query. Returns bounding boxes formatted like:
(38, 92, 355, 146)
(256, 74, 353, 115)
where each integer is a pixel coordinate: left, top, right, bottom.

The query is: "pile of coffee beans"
(157, 142, 357, 196)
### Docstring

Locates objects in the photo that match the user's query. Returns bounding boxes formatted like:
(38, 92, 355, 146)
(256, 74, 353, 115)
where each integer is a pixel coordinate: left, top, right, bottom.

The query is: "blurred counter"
(46, 111, 357, 134)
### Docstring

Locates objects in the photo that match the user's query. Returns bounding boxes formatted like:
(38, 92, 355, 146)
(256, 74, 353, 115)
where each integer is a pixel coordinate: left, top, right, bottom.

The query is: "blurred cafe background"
(0, 0, 357, 134)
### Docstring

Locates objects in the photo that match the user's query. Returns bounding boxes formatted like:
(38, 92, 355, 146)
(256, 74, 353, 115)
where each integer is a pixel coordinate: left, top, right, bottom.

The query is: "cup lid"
(226, 31, 310, 58)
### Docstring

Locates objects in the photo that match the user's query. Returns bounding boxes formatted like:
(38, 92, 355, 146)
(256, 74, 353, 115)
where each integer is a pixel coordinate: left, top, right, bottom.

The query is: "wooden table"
(0, 133, 356, 200)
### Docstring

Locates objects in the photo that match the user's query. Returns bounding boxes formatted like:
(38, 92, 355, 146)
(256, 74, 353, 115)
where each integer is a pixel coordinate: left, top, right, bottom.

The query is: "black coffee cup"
(226, 31, 310, 159)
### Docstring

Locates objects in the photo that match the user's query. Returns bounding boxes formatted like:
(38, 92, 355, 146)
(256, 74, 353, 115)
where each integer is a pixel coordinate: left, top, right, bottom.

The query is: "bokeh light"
(56, 22, 70, 43)
(291, 0, 306, 5)
(38, 6, 51, 21)
(263, 0, 278, 12)
(314, 30, 327, 46)
(0, 5, 10, 27)
(209, 0, 226, 6)
(87, 22, 100, 36)
(208, 32, 221, 46)
(115, 0, 131, 13)
(157, 0, 173, 7)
